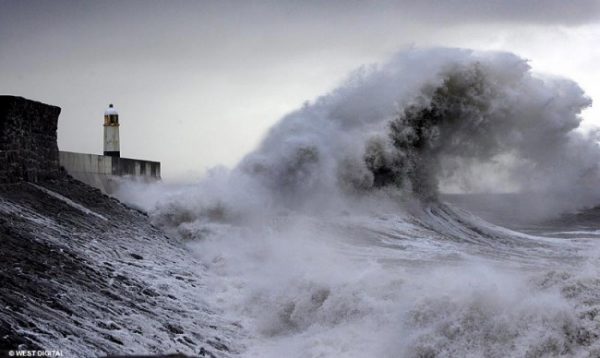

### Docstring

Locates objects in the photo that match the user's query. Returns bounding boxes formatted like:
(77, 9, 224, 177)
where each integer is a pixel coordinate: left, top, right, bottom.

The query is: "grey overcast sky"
(1, 0, 600, 181)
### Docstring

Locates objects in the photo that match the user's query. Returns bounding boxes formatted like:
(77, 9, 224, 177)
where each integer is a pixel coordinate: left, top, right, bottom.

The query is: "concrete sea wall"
(58, 151, 116, 193)
(59, 151, 161, 194)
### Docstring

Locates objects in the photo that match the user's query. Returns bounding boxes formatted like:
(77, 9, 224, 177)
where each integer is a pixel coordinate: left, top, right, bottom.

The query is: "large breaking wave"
(238, 47, 597, 206)
(119, 48, 600, 357)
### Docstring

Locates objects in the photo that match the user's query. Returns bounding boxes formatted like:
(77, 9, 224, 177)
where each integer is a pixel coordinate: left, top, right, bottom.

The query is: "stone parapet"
(0, 96, 61, 183)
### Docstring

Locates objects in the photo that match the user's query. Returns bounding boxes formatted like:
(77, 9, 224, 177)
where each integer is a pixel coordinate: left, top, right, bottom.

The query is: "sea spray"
(122, 48, 598, 221)
(116, 47, 600, 357)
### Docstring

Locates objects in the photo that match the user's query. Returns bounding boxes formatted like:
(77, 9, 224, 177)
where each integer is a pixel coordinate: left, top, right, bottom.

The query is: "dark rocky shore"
(0, 96, 238, 357)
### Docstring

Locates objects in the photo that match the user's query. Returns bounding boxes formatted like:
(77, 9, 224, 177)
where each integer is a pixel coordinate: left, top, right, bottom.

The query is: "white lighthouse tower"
(103, 103, 120, 157)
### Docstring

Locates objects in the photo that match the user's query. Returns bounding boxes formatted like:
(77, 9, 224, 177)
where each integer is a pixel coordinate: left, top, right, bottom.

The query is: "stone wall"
(0, 96, 61, 183)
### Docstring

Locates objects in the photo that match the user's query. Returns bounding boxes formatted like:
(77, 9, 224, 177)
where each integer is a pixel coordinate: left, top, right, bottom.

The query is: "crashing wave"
(116, 48, 600, 358)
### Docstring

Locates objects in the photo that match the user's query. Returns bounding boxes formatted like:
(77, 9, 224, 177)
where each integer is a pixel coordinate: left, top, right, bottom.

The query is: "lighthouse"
(103, 103, 120, 157)
(58, 102, 161, 194)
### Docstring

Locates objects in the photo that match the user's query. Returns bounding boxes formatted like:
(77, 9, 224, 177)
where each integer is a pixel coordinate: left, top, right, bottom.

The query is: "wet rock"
(141, 288, 160, 297)
(97, 321, 121, 331)
(103, 334, 124, 346)
(199, 347, 216, 358)
(0, 181, 239, 356)
(206, 338, 229, 352)
(165, 323, 184, 335)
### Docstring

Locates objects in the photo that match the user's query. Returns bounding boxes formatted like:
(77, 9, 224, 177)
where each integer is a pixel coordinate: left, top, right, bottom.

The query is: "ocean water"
(117, 47, 600, 357)
(178, 201, 600, 358)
